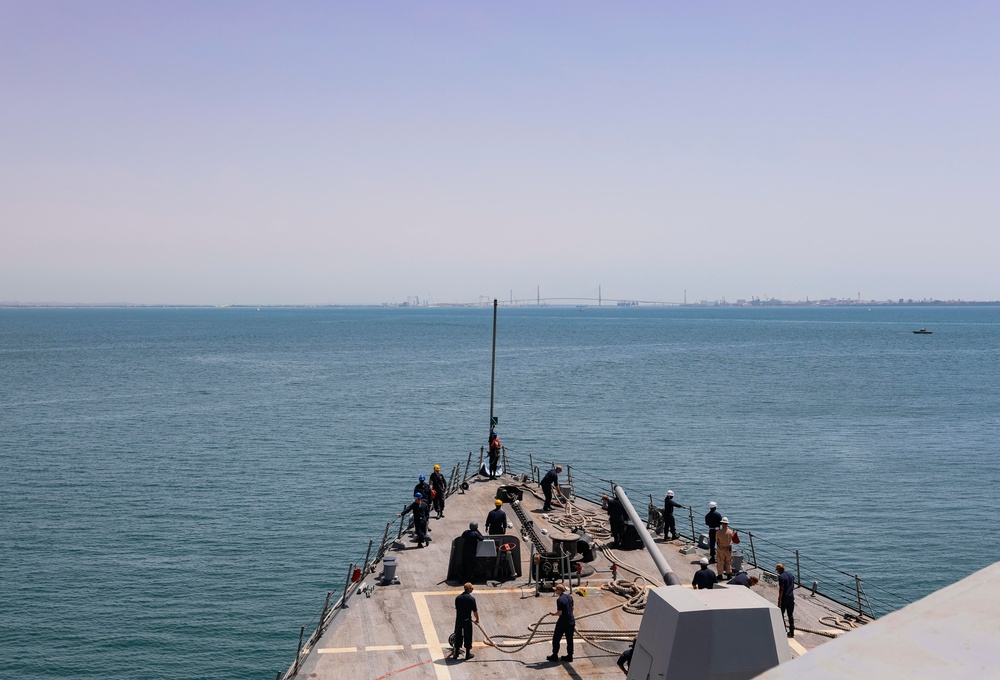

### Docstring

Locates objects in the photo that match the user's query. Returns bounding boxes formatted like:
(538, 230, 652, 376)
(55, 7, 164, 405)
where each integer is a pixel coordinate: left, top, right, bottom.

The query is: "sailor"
(603, 493, 627, 547)
(692, 557, 716, 589)
(616, 644, 633, 674)
(728, 571, 759, 588)
(487, 430, 502, 480)
(460, 522, 484, 582)
(413, 475, 432, 502)
(546, 583, 575, 663)
(485, 499, 508, 535)
(705, 501, 722, 564)
(430, 464, 447, 519)
(715, 517, 735, 579)
(452, 582, 480, 660)
(776, 563, 795, 638)
(397, 493, 431, 548)
(662, 490, 686, 540)
(541, 466, 563, 511)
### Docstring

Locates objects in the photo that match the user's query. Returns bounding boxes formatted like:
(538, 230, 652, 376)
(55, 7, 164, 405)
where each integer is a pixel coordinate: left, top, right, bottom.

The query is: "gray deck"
(290, 474, 870, 679)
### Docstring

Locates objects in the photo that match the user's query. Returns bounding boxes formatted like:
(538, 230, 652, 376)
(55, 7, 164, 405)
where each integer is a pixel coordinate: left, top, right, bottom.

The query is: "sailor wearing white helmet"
(662, 490, 687, 541)
(692, 556, 716, 589)
(705, 501, 722, 564)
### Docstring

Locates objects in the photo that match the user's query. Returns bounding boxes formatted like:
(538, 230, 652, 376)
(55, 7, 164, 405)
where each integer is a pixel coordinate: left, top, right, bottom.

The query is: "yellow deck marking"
(412, 592, 451, 680)
(407, 587, 535, 679)
(316, 647, 358, 654)
(366, 645, 406, 651)
(788, 637, 808, 655)
(412, 588, 522, 597)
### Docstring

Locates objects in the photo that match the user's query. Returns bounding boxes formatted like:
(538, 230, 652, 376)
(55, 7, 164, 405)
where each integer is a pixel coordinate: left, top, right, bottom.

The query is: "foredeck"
(287, 471, 871, 680)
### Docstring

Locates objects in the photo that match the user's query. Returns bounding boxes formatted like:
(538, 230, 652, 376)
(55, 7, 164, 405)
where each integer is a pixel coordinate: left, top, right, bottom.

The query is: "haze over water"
(2, 305, 998, 679)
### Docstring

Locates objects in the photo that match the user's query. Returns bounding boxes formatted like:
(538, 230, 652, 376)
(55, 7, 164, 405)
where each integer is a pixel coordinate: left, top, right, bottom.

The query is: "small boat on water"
(913, 328, 933, 334)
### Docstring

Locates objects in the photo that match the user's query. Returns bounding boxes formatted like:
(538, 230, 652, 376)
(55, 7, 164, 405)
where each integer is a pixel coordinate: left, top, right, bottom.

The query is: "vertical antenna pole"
(489, 298, 498, 440)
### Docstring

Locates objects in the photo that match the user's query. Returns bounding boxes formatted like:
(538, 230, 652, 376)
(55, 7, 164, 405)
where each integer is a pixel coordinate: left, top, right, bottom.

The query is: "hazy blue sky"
(2, 2, 997, 305)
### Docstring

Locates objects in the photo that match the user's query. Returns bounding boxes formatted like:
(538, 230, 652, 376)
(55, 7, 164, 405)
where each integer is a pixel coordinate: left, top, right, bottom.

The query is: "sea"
(2, 305, 998, 679)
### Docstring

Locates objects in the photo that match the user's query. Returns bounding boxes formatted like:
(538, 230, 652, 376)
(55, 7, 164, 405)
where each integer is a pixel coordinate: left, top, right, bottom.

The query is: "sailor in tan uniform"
(715, 517, 735, 579)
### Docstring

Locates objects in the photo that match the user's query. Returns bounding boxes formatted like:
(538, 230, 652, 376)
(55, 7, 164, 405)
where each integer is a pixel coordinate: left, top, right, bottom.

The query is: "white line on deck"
(788, 638, 808, 655)
(316, 647, 358, 654)
(366, 645, 406, 651)
(412, 592, 451, 680)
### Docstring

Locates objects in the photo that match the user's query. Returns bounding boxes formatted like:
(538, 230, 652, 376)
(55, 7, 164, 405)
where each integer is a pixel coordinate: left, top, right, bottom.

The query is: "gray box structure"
(628, 585, 790, 680)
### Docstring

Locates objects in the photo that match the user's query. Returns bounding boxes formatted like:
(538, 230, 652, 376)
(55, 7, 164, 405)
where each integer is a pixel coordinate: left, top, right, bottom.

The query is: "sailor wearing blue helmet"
(414, 475, 431, 502)
(398, 492, 431, 548)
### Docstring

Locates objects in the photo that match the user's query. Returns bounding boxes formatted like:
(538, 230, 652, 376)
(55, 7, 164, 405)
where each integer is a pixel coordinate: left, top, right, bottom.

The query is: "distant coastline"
(2, 298, 999, 310)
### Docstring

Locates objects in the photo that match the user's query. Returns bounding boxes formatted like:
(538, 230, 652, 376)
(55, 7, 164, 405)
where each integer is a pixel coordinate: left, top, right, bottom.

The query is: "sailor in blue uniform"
(398, 493, 430, 548)
(729, 571, 759, 588)
(541, 466, 562, 511)
(777, 563, 795, 637)
(485, 499, 508, 535)
(452, 582, 479, 660)
(430, 464, 447, 518)
(662, 490, 686, 540)
(460, 522, 484, 582)
(705, 501, 722, 563)
(692, 557, 716, 589)
(604, 494, 627, 547)
(547, 583, 575, 662)
(413, 475, 431, 502)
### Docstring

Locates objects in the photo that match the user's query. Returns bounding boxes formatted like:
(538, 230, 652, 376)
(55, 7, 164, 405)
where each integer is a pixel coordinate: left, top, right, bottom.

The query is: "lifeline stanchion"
(340, 563, 355, 609)
(688, 506, 696, 540)
(379, 522, 390, 561)
(318, 591, 332, 628)
(293, 625, 305, 675)
(463, 452, 472, 489)
(361, 539, 374, 575)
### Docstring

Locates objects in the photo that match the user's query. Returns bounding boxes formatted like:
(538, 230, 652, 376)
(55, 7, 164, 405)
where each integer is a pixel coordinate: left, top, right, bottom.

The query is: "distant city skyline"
(2, 3, 998, 305)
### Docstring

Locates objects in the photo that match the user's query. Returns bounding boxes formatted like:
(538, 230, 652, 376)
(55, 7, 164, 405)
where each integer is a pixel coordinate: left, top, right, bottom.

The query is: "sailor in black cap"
(460, 522, 484, 582)
(398, 493, 430, 548)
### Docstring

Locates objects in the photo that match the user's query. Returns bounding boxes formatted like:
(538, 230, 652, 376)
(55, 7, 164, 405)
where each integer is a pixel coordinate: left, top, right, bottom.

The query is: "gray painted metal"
(628, 586, 790, 680)
(614, 484, 681, 586)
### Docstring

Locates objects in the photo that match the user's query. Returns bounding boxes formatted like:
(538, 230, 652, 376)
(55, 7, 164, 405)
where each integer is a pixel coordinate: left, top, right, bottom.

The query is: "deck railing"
(278, 446, 905, 678)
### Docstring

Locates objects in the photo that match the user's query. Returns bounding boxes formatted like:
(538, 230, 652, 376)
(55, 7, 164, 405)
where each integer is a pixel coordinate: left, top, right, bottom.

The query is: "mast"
(489, 298, 498, 438)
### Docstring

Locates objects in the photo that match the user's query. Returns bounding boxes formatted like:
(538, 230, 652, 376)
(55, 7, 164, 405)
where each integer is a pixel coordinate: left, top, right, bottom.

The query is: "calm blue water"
(2, 306, 999, 678)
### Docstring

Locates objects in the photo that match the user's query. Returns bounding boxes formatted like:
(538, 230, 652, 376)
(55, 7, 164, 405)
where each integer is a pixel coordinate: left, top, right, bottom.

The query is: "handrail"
(277, 446, 898, 678)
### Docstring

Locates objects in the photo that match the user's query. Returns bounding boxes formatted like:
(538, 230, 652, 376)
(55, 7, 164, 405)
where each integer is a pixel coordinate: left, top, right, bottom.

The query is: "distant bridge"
(479, 292, 684, 307)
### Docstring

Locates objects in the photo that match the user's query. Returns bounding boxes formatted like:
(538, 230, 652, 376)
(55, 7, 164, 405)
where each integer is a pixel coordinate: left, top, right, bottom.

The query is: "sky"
(2, 1, 998, 305)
